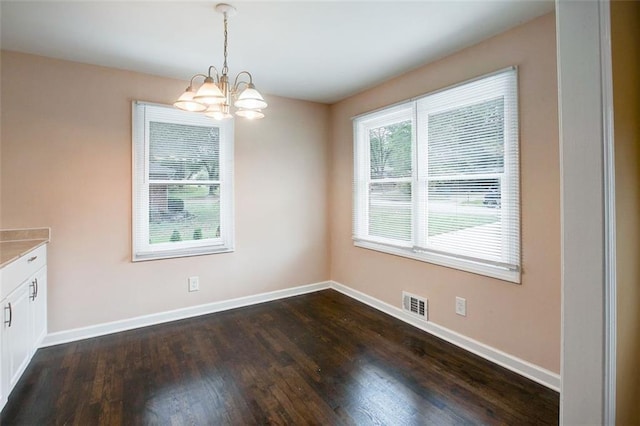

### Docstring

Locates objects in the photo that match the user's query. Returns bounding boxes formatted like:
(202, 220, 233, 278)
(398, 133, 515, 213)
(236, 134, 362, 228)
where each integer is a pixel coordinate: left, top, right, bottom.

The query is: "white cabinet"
(0, 244, 47, 411)
(3, 282, 32, 394)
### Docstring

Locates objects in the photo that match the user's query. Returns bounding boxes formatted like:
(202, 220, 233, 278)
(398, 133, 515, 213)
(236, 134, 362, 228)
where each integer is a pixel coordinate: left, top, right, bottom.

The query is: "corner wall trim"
(40, 281, 331, 347)
(328, 281, 561, 392)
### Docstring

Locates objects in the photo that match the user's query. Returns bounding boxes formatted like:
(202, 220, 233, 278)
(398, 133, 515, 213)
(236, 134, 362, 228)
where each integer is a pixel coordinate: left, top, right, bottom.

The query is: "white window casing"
(132, 101, 234, 261)
(353, 68, 520, 283)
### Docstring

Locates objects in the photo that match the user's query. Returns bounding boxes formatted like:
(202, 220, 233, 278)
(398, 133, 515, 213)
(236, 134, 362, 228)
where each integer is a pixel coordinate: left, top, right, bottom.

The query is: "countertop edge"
(0, 239, 49, 270)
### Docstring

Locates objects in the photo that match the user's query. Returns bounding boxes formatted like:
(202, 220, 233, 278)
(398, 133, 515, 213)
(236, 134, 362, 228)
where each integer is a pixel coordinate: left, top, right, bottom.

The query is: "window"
(353, 68, 520, 282)
(132, 102, 234, 261)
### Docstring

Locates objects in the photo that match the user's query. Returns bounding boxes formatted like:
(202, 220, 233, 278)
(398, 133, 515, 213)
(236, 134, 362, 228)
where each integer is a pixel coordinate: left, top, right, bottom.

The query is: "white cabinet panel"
(2, 281, 32, 395)
(30, 266, 47, 350)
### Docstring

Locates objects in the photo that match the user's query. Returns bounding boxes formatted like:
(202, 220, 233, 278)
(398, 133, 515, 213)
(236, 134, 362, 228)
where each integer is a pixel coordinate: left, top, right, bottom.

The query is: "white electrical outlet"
(455, 297, 467, 316)
(188, 276, 199, 292)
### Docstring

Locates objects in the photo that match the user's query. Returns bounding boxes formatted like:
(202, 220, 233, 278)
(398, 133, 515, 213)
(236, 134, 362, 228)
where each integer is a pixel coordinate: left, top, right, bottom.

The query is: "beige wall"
(1, 13, 562, 375)
(611, 1, 640, 422)
(329, 13, 560, 372)
(0, 51, 330, 332)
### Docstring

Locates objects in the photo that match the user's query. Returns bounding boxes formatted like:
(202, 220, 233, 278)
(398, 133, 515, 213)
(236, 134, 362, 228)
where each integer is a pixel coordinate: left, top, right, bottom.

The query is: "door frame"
(556, 0, 616, 423)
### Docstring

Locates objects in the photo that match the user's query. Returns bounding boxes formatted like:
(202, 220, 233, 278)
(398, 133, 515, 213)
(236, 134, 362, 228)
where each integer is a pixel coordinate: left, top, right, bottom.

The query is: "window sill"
(133, 245, 234, 262)
(353, 240, 520, 284)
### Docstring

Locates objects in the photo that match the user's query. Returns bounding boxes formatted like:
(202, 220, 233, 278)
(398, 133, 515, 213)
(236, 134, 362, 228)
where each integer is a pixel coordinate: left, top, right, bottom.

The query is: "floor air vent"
(402, 291, 428, 320)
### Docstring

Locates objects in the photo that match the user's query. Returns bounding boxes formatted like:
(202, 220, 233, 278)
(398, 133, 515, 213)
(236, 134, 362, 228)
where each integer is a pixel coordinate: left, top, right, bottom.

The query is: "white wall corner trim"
(556, 0, 611, 423)
(40, 281, 331, 347)
(599, 1, 617, 424)
(329, 281, 561, 392)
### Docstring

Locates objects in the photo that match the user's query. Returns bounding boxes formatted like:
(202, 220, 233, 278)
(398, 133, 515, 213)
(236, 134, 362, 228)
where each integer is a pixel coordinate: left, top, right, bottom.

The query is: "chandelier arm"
(189, 73, 209, 86)
(207, 66, 220, 82)
(232, 71, 254, 94)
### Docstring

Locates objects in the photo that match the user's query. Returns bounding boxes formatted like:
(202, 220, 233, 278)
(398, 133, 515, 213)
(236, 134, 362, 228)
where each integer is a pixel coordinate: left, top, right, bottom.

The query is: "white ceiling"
(0, 1, 554, 104)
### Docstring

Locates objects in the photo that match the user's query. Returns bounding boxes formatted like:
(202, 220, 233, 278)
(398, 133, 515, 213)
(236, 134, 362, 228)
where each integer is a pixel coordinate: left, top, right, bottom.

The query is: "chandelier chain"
(222, 13, 229, 76)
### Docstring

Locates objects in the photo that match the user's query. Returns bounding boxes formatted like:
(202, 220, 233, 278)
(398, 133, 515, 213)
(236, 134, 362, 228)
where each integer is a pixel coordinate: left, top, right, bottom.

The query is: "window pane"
(428, 97, 504, 176)
(369, 120, 412, 179)
(149, 121, 220, 181)
(369, 182, 412, 241)
(427, 178, 501, 258)
(149, 184, 220, 244)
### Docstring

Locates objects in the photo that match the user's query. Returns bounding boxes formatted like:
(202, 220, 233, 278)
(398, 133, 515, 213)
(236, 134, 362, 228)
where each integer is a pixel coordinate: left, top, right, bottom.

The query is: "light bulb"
(235, 108, 265, 120)
(204, 105, 233, 120)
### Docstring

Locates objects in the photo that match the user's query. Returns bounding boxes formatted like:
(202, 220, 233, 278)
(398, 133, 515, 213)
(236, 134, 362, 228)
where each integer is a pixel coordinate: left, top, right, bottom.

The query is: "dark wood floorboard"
(0, 289, 559, 425)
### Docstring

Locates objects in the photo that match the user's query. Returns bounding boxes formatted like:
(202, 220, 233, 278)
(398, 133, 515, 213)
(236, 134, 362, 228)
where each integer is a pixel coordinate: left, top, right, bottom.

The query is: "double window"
(353, 68, 520, 282)
(132, 102, 234, 261)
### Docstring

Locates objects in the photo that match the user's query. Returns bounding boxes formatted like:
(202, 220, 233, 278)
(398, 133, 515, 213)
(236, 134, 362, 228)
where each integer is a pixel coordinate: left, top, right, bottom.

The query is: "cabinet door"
(0, 303, 4, 410)
(2, 281, 32, 396)
(30, 266, 47, 349)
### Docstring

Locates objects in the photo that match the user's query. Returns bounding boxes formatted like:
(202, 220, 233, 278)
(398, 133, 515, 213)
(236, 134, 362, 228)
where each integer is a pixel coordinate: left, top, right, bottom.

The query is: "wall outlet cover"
(455, 296, 467, 316)
(188, 276, 199, 292)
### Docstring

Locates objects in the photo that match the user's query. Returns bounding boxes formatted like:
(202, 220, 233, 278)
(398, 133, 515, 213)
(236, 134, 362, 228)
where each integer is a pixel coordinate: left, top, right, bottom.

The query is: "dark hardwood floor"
(1, 290, 559, 425)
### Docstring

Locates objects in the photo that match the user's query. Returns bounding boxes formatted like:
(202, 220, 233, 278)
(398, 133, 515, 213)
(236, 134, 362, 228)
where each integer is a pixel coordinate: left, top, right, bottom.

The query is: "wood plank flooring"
(1, 290, 559, 425)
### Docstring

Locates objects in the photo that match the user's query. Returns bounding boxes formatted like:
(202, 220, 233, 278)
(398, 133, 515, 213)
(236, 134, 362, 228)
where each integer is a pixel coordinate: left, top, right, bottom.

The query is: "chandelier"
(173, 3, 267, 120)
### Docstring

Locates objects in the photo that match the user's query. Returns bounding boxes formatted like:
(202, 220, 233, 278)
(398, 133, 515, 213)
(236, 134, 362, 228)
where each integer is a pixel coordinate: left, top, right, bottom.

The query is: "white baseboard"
(40, 278, 559, 392)
(40, 281, 331, 347)
(328, 281, 560, 392)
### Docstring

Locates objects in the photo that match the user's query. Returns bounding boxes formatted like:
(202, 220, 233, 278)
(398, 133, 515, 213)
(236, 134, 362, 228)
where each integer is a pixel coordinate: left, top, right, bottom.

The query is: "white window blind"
(353, 103, 415, 247)
(353, 68, 520, 282)
(132, 102, 234, 261)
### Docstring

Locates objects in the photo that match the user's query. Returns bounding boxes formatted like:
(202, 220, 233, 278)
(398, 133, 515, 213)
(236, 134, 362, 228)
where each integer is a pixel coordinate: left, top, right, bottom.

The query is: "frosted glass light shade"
(173, 89, 207, 112)
(234, 86, 267, 110)
(204, 105, 233, 121)
(194, 80, 225, 105)
(235, 108, 264, 120)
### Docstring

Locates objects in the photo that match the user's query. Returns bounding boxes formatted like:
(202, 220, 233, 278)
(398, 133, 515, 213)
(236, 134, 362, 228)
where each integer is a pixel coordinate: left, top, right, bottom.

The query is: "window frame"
(354, 103, 416, 248)
(132, 101, 235, 261)
(353, 68, 520, 283)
